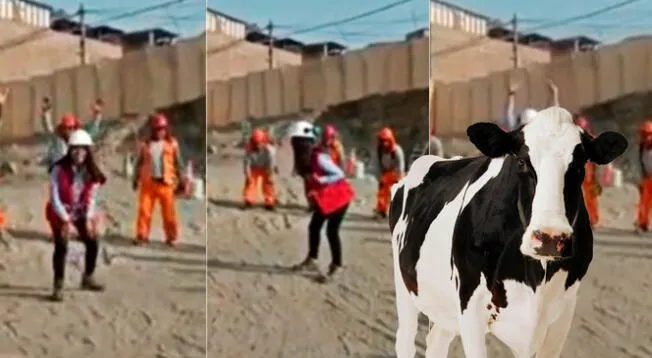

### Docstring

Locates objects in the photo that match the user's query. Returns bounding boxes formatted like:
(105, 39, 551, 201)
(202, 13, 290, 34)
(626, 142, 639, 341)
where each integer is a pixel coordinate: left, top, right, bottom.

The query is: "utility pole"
(511, 13, 519, 68)
(79, 3, 87, 65)
(266, 20, 274, 69)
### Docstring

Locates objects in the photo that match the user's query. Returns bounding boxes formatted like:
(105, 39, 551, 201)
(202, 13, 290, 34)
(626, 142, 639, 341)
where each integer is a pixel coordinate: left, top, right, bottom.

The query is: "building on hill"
(302, 41, 346, 61)
(406, 27, 428, 41)
(0, 0, 52, 28)
(206, 8, 248, 39)
(86, 25, 125, 45)
(550, 36, 600, 57)
(430, 0, 490, 36)
(121, 28, 179, 52)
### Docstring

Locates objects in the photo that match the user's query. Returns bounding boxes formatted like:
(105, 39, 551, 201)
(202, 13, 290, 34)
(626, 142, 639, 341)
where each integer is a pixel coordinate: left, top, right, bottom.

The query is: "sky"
(209, 0, 652, 48)
(450, 0, 652, 43)
(46, 0, 205, 37)
(208, 0, 429, 49)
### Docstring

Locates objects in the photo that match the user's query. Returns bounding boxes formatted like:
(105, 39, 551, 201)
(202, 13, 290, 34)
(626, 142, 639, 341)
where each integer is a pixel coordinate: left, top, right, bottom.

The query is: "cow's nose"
(531, 228, 573, 259)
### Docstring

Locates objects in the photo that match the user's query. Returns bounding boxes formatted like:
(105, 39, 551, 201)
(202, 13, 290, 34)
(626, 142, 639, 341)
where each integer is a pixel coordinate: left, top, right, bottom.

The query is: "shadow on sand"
(208, 258, 296, 275)
(0, 283, 52, 301)
(6, 228, 205, 255)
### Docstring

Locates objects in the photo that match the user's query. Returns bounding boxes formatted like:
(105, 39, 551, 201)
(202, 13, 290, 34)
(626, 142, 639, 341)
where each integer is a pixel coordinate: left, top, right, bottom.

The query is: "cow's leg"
(424, 322, 455, 358)
(394, 275, 419, 357)
(535, 297, 577, 358)
(458, 301, 488, 358)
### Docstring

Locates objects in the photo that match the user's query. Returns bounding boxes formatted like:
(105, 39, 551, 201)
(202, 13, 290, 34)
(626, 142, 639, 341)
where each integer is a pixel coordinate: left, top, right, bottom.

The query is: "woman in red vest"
(291, 134, 355, 282)
(45, 129, 107, 301)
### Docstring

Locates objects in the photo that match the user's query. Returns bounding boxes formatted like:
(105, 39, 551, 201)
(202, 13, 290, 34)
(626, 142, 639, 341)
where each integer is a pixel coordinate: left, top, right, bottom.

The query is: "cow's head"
(467, 107, 627, 260)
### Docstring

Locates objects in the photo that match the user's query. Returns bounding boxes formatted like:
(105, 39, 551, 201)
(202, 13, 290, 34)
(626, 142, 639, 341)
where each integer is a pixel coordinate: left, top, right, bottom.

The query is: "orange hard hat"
(59, 113, 79, 128)
(323, 124, 337, 140)
(640, 120, 652, 135)
(377, 127, 394, 141)
(151, 113, 168, 128)
(250, 129, 266, 144)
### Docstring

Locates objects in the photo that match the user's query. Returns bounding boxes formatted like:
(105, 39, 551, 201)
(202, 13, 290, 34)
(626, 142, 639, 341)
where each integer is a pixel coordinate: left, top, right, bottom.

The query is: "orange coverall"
(582, 162, 600, 227)
(135, 138, 181, 243)
(376, 145, 405, 215)
(328, 139, 345, 169)
(637, 142, 652, 230)
(243, 144, 277, 206)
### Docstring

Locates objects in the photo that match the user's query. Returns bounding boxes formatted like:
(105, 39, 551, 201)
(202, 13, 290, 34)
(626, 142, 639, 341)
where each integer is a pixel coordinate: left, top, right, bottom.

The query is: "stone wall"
(315, 89, 428, 173)
(584, 92, 652, 182)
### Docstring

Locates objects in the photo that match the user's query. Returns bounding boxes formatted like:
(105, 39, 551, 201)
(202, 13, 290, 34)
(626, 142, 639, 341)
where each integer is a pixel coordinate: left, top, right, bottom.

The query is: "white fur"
(519, 106, 582, 259)
(390, 127, 583, 357)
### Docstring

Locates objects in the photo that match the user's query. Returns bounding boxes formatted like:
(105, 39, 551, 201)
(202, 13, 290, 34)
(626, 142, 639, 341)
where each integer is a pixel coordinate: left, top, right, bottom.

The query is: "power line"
(208, 0, 415, 55)
(431, 0, 643, 58)
(285, 0, 414, 36)
(0, 0, 194, 53)
(90, 0, 190, 26)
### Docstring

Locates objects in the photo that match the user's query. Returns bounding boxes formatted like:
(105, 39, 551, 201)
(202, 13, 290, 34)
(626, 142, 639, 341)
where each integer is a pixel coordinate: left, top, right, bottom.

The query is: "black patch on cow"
(395, 157, 492, 295)
(388, 185, 404, 233)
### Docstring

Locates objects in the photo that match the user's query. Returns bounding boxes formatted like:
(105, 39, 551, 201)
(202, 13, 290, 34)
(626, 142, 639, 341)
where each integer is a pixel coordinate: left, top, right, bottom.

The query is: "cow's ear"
(585, 131, 628, 165)
(467, 122, 514, 158)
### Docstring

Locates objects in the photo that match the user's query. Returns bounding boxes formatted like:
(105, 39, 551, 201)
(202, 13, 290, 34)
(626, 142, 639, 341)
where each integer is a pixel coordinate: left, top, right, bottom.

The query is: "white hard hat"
(287, 120, 315, 139)
(520, 108, 538, 125)
(68, 129, 93, 146)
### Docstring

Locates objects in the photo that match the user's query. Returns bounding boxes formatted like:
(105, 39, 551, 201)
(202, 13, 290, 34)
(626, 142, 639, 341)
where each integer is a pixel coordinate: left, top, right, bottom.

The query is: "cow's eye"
(517, 158, 528, 172)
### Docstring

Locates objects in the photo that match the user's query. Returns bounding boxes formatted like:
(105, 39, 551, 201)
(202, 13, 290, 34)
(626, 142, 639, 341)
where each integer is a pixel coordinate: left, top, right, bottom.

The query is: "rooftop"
(207, 8, 249, 26)
(430, 0, 490, 21)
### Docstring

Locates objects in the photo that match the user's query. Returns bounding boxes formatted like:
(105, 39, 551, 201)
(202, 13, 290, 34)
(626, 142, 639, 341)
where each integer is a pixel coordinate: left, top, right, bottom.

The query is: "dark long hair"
(51, 146, 107, 185)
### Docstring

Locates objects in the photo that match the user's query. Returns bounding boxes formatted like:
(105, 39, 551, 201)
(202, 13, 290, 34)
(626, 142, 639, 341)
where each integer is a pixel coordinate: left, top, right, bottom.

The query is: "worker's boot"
(316, 264, 343, 283)
(290, 257, 319, 273)
(50, 279, 64, 302)
(81, 275, 105, 292)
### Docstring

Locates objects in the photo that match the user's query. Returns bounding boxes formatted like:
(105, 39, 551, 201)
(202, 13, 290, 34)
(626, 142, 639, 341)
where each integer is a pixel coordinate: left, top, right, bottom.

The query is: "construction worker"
(575, 114, 601, 228)
(321, 125, 345, 169)
(636, 120, 652, 233)
(502, 79, 560, 130)
(42, 97, 104, 169)
(375, 127, 405, 218)
(243, 128, 277, 210)
(0, 88, 9, 229)
(132, 114, 184, 246)
(45, 129, 107, 301)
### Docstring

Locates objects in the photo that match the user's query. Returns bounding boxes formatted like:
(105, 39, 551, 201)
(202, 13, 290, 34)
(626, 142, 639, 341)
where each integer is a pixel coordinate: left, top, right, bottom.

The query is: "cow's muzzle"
(530, 229, 573, 259)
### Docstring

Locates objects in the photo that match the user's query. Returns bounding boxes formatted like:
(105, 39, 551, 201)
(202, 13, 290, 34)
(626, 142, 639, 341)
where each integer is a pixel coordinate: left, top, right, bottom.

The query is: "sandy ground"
(208, 130, 652, 358)
(0, 147, 206, 357)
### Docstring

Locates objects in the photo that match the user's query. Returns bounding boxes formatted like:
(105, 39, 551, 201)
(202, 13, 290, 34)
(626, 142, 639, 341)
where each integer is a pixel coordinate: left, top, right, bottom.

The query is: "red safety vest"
(45, 165, 98, 226)
(306, 147, 355, 215)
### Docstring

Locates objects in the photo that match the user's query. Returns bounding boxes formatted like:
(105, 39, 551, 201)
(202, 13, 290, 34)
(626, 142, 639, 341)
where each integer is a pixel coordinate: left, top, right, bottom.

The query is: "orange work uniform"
(376, 145, 405, 215)
(135, 138, 182, 243)
(638, 142, 652, 230)
(328, 139, 345, 169)
(582, 162, 600, 227)
(243, 143, 277, 207)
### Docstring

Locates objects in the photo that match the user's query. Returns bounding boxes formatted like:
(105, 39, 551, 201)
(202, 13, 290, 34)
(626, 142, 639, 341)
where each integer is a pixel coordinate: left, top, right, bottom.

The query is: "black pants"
(307, 205, 349, 267)
(52, 219, 99, 283)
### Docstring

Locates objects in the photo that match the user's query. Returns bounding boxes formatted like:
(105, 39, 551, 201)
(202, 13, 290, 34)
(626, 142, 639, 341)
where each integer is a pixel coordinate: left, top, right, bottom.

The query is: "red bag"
(310, 179, 355, 215)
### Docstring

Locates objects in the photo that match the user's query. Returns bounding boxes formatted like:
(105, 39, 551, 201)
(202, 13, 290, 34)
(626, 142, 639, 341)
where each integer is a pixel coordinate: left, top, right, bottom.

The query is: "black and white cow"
(389, 107, 627, 358)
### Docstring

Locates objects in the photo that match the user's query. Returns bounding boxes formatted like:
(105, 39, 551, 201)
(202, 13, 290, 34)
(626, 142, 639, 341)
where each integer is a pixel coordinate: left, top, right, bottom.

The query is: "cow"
(388, 107, 628, 358)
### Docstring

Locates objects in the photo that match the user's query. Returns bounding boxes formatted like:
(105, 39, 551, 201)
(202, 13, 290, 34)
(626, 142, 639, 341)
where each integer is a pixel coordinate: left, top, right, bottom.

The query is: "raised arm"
(41, 97, 55, 134)
(86, 99, 104, 138)
(547, 79, 560, 107)
(0, 88, 8, 133)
